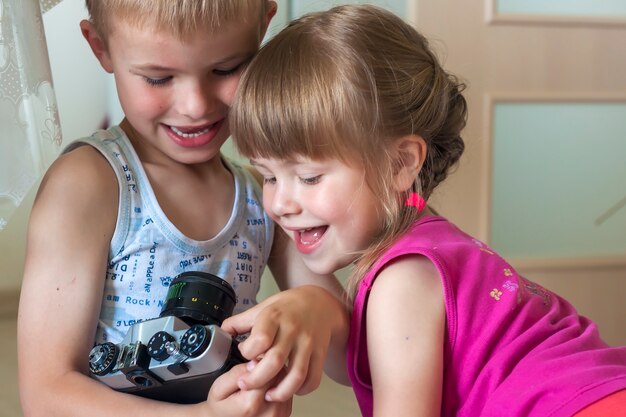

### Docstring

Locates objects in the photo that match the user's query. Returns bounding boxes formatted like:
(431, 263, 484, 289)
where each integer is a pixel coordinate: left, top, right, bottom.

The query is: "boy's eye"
(300, 175, 322, 185)
(143, 76, 172, 86)
(263, 177, 276, 185)
(213, 64, 242, 77)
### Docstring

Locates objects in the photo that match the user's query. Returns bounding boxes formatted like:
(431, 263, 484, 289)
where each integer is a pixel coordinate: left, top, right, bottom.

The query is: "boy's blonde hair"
(85, 0, 270, 40)
(231, 5, 467, 297)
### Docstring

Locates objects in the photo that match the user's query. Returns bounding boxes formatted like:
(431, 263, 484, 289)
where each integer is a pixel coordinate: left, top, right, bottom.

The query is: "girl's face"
(251, 156, 384, 275)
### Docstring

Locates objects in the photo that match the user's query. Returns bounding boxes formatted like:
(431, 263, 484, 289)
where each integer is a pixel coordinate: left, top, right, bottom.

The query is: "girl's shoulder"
(380, 215, 472, 257)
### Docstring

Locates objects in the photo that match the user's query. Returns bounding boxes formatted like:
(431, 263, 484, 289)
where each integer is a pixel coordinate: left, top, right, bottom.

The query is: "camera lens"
(160, 272, 236, 325)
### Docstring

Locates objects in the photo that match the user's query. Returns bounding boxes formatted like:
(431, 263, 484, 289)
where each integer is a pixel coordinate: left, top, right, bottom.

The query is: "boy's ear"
(260, 1, 278, 39)
(392, 134, 427, 192)
(80, 20, 114, 73)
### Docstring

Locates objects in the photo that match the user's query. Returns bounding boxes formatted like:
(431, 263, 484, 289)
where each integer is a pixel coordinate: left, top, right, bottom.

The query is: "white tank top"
(64, 126, 274, 343)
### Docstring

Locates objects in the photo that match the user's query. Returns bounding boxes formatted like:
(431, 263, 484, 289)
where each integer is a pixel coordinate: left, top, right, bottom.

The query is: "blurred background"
(1, 0, 624, 415)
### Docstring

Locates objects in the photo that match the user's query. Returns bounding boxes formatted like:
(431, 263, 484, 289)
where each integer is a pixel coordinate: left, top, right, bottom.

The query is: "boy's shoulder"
(57, 126, 130, 183)
(41, 132, 119, 207)
(51, 142, 114, 184)
(31, 139, 118, 239)
(62, 125, 126, 155)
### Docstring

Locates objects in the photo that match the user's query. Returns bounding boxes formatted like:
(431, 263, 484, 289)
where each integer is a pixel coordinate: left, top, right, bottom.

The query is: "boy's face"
(84, 10, 271, 165)
(250, 155, 384, 275)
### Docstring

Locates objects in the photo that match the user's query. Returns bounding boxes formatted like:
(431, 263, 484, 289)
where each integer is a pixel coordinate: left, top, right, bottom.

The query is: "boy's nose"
(178, 82, 213, 120)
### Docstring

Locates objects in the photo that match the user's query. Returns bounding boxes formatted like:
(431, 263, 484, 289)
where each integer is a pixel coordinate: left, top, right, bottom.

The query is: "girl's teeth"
(300, 227, 325, 245)
(171, 125, 211, 138)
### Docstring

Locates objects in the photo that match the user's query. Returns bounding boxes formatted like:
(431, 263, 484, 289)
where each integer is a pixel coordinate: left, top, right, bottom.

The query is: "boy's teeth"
(171, 125, 211, 138)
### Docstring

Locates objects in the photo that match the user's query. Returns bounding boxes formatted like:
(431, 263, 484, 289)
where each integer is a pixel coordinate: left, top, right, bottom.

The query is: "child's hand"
(221, 285, 348, 402)
(203, 363, 292, 417)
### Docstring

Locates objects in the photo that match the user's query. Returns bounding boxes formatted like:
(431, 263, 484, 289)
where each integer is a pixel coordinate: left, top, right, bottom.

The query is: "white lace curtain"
(0, 0, 63, 230)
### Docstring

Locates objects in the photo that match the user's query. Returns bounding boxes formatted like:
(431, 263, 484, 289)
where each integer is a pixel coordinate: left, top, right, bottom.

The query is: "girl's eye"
(263, 177, 276, 185)
(143, 76, 172, 87)
(300, 175, 322, 185)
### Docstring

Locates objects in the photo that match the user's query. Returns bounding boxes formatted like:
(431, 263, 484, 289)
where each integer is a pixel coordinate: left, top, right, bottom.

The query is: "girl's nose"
(269, 185, 301, 218)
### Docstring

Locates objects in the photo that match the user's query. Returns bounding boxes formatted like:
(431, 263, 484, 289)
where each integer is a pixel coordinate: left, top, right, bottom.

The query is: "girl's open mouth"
(299, 226, 327, 245)
(295, 226, 328, 254)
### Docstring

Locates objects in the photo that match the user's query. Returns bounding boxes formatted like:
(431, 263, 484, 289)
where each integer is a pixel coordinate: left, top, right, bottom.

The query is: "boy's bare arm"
(17, 147, 142, 417)
(18, 149, 287, 417)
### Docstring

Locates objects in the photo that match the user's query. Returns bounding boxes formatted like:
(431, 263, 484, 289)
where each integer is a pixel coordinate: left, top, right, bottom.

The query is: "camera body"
(88, 272, 244, 404)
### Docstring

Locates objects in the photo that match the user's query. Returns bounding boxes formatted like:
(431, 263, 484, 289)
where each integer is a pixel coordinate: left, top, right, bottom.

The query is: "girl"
(229, 4, 626, 417)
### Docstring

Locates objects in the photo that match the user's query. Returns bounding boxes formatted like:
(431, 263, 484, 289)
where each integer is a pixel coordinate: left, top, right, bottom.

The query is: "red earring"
(405, 192, 426, 211)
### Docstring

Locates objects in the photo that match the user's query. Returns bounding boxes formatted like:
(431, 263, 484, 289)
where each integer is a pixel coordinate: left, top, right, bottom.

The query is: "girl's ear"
(392, 134, 427, 192)
(80, 20, 114, 73)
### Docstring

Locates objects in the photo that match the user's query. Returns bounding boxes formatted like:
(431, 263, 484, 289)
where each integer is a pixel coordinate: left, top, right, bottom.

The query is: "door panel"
(413, 0, 626, 345)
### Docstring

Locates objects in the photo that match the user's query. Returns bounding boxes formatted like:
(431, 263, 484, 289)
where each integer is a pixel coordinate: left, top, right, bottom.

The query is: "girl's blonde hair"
(231, 4, 467, 298)
(85, 0, 270, 41)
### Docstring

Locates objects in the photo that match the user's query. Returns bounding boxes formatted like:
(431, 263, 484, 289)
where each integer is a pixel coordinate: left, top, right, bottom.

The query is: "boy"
(17, 1, 348, 416)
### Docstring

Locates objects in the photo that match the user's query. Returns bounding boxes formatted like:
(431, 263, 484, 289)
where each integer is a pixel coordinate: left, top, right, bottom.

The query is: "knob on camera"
(88, 271, 244, 403)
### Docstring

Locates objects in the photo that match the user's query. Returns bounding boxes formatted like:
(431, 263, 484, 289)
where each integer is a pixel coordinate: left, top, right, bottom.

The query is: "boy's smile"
(165, 119, 225, 149)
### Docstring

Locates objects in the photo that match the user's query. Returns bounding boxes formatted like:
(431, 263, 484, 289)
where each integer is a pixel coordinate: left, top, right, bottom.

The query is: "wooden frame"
(485, 0, 626, 27)
(483, 92, 626, 270)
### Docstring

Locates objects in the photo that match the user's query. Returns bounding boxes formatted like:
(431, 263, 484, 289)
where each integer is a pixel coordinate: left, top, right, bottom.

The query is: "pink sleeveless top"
(347, 216, 626, 417)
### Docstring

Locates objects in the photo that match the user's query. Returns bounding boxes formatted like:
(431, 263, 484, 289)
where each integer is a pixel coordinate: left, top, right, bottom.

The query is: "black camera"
(88, 272, 245, 403)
